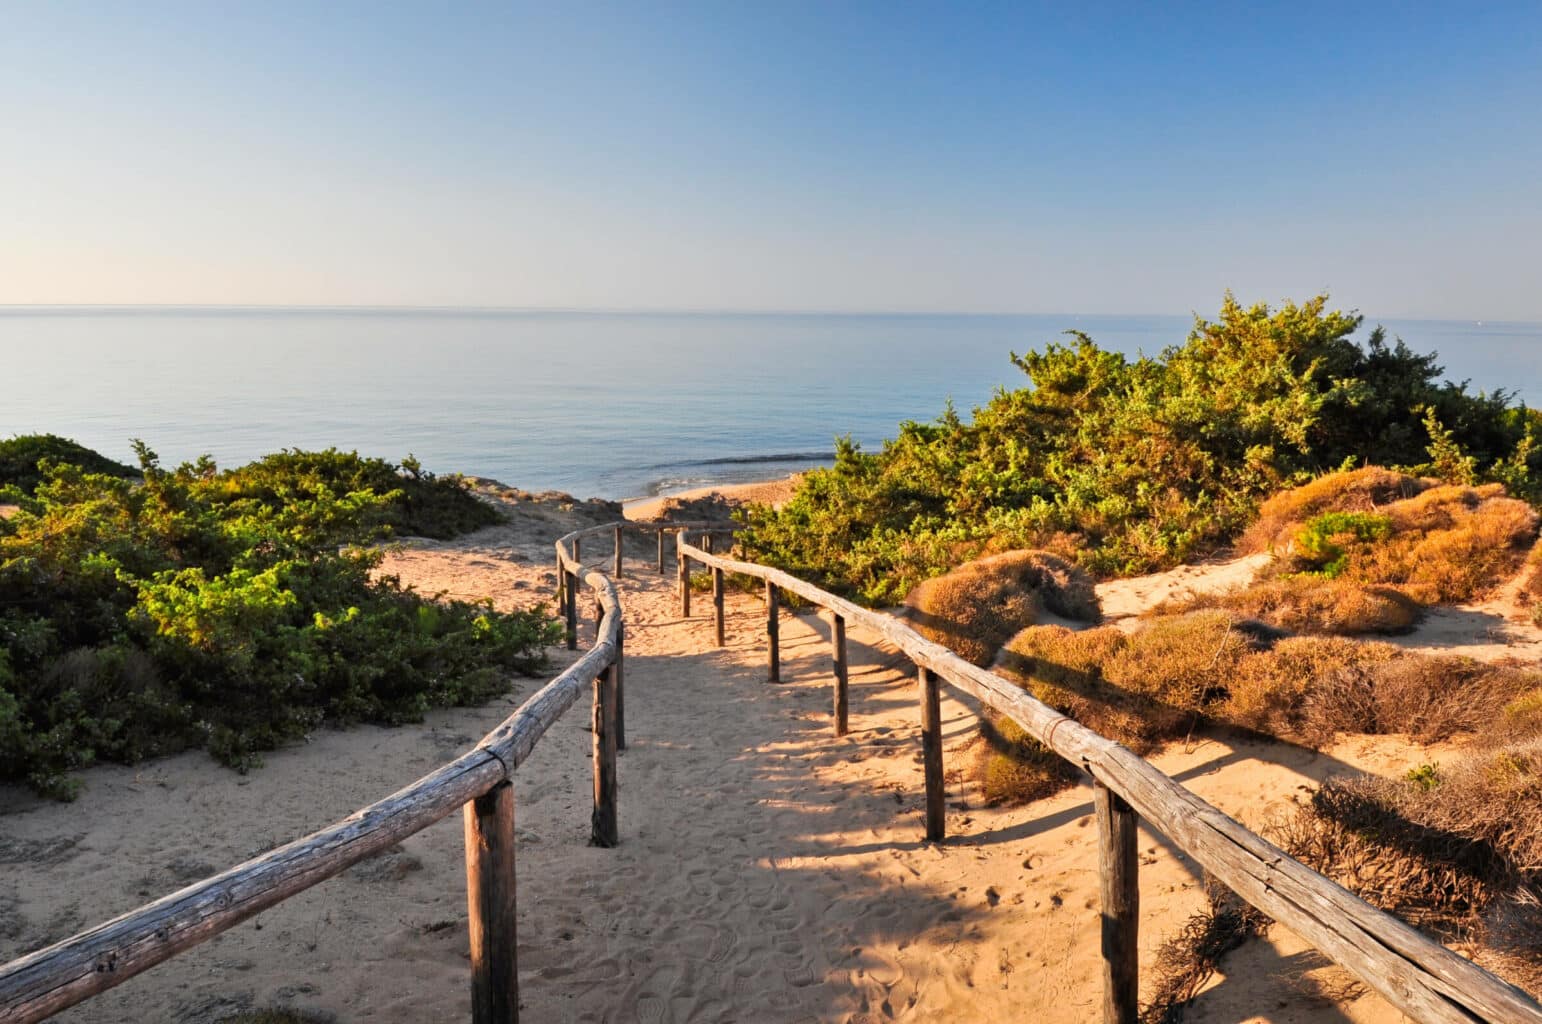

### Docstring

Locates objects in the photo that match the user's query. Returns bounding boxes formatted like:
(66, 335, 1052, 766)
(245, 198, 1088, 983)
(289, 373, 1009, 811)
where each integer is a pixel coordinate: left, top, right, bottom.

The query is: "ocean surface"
(2, 308, 1538, 500)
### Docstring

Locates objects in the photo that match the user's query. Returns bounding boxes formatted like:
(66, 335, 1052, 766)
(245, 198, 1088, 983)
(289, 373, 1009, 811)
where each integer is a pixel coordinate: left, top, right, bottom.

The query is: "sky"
(3, 2, 1540, 318)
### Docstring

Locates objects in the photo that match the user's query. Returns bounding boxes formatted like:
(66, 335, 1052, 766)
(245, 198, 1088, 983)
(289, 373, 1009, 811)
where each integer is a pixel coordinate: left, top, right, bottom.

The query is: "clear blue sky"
(3, 2, 1539, 318)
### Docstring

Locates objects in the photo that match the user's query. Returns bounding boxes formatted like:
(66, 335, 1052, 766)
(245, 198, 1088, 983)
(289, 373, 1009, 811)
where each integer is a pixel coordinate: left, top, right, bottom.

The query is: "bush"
(1259, 475, 1539, 604)
(214, 448, 503, 540)
(0, 443, 557, 797)
(739, 294, 1540, 602)
(902, 550, 1098, 667)
(1293, 511, 1393, 577)
(1155, 576, 1422, 636)
(0, 434, 136, 495)
(973, 712, 1080, 805)
(1264, 686, 1542, 997)
(1239, 466, 1430, 554)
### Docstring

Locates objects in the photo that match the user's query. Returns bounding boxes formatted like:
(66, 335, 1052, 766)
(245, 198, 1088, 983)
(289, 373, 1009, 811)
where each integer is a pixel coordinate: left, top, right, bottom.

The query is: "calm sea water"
(2, 309, 1538, 499)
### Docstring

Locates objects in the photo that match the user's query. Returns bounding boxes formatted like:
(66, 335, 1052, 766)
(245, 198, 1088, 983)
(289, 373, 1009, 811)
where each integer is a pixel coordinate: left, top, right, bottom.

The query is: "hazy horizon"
(4, 303, 1540, 324)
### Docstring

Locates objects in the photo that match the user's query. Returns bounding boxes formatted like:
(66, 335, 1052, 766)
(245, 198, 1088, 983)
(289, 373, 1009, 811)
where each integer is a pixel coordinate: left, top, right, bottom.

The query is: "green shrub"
(739, 294, 1540, 603)
(0, 444, 557, 797)
(1293, 511, 1392, 577)
(0, 434, 136, 494)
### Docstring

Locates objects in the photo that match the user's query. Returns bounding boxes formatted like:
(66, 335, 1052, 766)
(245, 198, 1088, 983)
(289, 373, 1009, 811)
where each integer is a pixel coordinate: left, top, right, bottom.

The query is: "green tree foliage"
(0, 443, 556, 798)
(0, 434, 137, 493)
(740, 294, 1539, 602)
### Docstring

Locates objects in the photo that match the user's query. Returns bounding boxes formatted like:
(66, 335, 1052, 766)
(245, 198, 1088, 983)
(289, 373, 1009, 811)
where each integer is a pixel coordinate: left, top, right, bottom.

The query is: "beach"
(8, 480, 1535, 1022)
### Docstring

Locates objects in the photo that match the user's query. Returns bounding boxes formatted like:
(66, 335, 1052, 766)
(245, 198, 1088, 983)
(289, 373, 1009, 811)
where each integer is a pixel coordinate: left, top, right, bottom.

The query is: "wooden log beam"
(832, 614, 849, 737)
(590, 663, 619, 848)
(613, 524, 623, 577)
(918, 665, 944, 842)
(465, 781, 518, 1024)
(564, 570, 578, 651)
(766, 582, 780, 682)
(1095, 781, 1139, 1024)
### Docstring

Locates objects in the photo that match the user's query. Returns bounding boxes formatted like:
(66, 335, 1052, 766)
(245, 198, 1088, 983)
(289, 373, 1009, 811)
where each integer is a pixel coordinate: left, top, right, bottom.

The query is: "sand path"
(3, 533, 1437, 1023)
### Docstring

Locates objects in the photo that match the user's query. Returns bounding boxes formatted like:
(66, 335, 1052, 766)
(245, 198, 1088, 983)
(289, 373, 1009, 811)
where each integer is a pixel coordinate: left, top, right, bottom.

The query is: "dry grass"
(995, 611, 1270, 756)
(903, 549, 1099, 667)
(1264, 693, 1542, 1000)
(996, 611, 1539, 756)
(973, 712, 1081, 805)
(1141, 875, 1271, 1024)
(1524, 540, 1542, 627)
(1217, 472, 1541, 634)
(1153, 576, 1422, 636)
(1240, 467, 1431, 554)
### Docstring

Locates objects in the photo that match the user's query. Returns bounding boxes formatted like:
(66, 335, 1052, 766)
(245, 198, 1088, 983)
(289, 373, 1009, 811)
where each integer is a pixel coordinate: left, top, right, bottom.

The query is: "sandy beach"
(2, 481, 1533, 1023)
(622, 475, 803, 521)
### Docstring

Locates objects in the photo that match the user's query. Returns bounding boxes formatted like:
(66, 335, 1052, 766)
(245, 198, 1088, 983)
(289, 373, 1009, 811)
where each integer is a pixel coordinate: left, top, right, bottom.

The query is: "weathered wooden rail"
(674, 527, 1542, 1024)
(0, 526, 637, 1024)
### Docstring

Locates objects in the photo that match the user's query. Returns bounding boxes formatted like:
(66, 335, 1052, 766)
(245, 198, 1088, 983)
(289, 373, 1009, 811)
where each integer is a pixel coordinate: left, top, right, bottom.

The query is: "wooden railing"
(674, 527, 1542, 1024)
(0, 525, 635, 1024)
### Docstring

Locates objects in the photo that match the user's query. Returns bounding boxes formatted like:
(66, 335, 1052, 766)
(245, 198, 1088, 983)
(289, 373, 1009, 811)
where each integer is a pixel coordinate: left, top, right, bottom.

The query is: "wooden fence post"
(464, 780, 517, 1024)
(590, 663, 619, 848)
(678, 547, 691, 617)
(613, 525, 623, 577)
(572, 536, 581, 564)
(712, 566, 725, 647)
(1095, 781, 1140, 1024)
(919, 665, 944, 842)
(656, 527, 666, 574)
(614, 623, 626, 752)
(564, 570, 578, 651)
(832, 614, 849, 736)
(766, 582, 780, 682)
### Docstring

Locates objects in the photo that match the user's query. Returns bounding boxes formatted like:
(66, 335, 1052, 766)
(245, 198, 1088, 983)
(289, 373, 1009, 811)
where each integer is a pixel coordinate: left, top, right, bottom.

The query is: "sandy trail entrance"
(4, 543, 1430, 1023)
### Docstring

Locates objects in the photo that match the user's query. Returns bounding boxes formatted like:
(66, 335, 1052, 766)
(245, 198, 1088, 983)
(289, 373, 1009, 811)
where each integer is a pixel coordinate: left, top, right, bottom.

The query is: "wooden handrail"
(0, 547, 624, 1024)
(673, 528, 1542, 1024)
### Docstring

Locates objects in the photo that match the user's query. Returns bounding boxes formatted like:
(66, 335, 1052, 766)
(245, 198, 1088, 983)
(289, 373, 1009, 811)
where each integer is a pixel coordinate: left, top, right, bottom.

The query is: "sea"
(2, 308, 1539, 501)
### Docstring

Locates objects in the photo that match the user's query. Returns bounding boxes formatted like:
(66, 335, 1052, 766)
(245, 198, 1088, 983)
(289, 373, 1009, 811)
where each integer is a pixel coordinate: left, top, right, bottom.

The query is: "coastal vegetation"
(739, 293, 1542, 603)
(0, 439, 557, 798)
(749, 294, 1542, 1007)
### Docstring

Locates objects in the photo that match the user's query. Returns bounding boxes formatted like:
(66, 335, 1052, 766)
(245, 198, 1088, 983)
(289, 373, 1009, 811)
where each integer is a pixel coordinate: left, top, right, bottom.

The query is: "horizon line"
(0, 302, 1525, 324)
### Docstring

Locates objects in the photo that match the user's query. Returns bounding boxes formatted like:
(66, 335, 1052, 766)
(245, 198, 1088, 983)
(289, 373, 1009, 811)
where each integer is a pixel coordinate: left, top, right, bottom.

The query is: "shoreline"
(621, 473, 803, 520)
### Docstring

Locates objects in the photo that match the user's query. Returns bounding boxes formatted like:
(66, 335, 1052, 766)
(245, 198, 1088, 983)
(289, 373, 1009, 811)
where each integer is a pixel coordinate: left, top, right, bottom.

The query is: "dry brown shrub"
(1104, 611, 1264, 713)
(1156, 576, 1422, 636)
(995, 612, 1272, 754)
(1295, 655, 1537, 748)
(1371, 491, 1540, 603)
(1271, 785, 1494, 928)
(995, 623, 1186, 753)
(1522, 540, 1542, 626)
(1240, 467, 1430, 554)
(1273, 746, 1542, 1001)
(1249, 473, 1539, 605)
(1488, 689, 1542, 745)
(903, 550, 1099, 666)
(1141, 875, 1271, 1024)
(973, 712, 1081, 805)
(1222, 636, 1398, 739)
